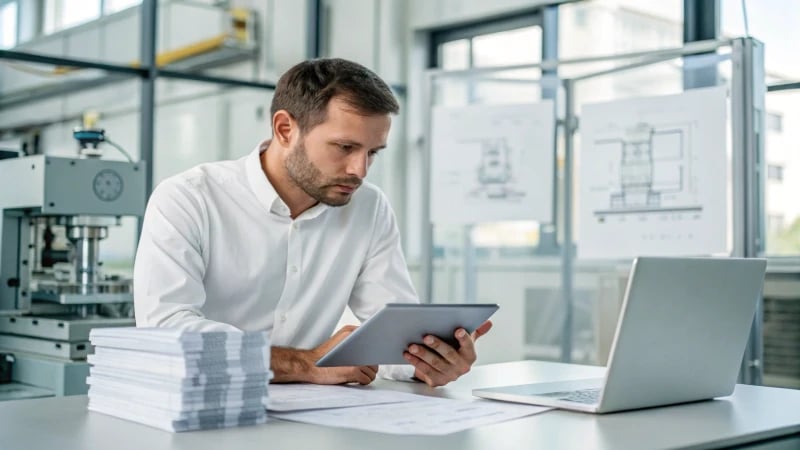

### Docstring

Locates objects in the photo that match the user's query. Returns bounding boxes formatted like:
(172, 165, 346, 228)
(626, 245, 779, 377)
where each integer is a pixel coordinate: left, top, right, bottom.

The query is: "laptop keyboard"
(539, 388, 601, 404)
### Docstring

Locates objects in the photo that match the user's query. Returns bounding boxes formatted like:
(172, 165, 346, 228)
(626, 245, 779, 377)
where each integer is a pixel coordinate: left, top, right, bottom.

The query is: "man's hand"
(271, 325, 378, 385)
(403, 320, 493, 387)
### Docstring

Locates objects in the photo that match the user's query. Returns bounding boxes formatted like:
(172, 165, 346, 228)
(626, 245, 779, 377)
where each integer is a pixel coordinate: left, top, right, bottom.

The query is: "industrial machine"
(0, 118, 145, 399)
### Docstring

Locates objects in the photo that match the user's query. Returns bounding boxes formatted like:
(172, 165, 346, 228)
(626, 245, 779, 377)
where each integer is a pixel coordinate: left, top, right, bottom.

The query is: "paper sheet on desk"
(271, 396, 551, 435)
(267, 384, 423, 411)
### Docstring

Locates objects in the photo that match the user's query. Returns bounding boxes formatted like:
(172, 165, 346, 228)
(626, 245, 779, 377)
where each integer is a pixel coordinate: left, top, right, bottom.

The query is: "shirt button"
(280, 314, 287, 323)
(290, 265, 298, 273)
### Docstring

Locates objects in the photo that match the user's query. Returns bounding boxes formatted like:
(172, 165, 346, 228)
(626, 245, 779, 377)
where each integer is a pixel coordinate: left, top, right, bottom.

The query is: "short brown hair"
(270, 58, 399, 133)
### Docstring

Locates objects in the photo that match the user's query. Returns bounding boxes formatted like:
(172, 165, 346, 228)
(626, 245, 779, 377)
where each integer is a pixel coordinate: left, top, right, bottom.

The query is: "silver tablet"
(315, 303, 499, 367)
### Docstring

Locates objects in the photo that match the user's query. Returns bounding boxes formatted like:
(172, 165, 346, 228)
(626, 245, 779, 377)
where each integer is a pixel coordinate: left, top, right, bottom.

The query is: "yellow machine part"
(52, 8, 252, 74)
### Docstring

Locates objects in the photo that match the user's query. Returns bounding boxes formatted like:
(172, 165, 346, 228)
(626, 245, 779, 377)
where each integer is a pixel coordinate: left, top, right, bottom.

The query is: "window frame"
(428, 12, 545, 70)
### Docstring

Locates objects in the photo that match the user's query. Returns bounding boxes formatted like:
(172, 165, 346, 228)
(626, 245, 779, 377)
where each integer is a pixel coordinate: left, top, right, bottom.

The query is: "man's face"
(284, 97, 391, 207)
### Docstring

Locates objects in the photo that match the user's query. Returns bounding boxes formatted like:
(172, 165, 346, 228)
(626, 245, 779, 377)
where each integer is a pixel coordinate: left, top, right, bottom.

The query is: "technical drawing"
(467, 138, 525, 200)
(430, 101, 555, 225)
(591, 121, 702, 219)
(577, 86, 729, 259)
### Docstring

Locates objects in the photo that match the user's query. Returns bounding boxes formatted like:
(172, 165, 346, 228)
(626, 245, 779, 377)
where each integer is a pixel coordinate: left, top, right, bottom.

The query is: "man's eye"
(368, 150, 379, 158)
(339, 144, 353, 152)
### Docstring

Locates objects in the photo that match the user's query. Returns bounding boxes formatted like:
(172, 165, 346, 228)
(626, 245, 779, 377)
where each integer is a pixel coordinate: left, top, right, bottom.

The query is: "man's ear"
(272, 110, 296, 146)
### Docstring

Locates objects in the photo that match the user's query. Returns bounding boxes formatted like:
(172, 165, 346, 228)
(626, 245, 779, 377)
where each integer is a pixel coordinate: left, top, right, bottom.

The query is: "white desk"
(1, 360, 800, 450)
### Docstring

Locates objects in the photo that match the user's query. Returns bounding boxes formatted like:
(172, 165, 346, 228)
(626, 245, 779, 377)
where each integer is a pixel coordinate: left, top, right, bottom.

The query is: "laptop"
(473, 256, 767, 414)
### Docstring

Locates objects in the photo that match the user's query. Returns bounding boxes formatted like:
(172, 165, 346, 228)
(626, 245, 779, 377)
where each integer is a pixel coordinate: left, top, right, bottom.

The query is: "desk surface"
(1, 360, 800, 450)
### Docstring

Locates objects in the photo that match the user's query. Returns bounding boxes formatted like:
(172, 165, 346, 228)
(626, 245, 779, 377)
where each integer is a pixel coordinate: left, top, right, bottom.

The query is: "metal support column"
(463, 225, 476, 303)
(683, 0, 719, 42)
(731, 37, 766, 385)
(536, 3, 560, 255)
(420, 73, 435, 304)
(560, 79, 576, 363)
(462, 42, 478, 304)
(139, 0, 157, 196)
(683, 0, 720, 89)
(307, 0, 322, 58)
(138, 0, 157, 239)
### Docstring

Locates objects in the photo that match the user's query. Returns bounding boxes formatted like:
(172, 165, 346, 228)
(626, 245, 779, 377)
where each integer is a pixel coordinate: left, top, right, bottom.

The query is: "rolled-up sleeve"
(133, 179, 238, 332)
(348, 193, 419, 380)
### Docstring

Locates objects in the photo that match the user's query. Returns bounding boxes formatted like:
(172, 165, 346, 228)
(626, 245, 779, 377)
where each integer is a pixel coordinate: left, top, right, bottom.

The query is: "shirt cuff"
(378, 364, 416, 382)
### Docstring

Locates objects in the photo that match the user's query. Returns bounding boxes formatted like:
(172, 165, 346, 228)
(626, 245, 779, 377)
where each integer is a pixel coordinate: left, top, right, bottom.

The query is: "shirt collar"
(245, 141, 329, 221)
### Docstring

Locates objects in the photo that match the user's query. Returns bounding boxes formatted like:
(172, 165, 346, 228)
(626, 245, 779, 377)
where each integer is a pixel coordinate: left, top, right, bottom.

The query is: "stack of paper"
(87, 327, 272, 432)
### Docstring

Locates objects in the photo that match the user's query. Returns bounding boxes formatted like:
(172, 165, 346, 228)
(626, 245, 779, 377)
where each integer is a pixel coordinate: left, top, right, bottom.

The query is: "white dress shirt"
(133, 145, 418, 379)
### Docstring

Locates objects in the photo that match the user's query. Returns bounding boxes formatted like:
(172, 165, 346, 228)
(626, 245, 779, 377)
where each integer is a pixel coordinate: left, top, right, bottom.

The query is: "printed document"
(271, 395, 550, 435)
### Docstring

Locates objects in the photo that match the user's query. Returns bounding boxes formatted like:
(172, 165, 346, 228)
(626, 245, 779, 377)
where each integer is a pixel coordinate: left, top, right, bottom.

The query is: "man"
(134, 58, 492, 387)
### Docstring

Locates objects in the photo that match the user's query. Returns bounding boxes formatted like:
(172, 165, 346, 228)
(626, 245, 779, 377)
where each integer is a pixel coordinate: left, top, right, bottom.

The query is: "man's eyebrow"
(330, 139, 386, 151)
(330, 139, 363, 147)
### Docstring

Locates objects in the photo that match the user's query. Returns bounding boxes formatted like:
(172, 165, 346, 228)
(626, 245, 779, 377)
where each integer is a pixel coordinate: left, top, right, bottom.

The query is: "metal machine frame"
(0, 151, 148, 396)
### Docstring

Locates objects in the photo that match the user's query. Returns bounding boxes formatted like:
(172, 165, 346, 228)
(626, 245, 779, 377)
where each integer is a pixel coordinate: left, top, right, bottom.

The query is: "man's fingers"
(361, 365, 378, 380)
(314, 365, 377, 385)
(407, 343, 451, 374)
(472, 320, 493, 341)
(403, 352, 443, 387)
(455, 328, 477, 364)
(342, 366, 371, 385)
(420, 334, 461, 365)
(350, 365, 377, 385)
(352, 369, 371, 385)
(359, 368, 374, 385)
(397, 324, 493, 389)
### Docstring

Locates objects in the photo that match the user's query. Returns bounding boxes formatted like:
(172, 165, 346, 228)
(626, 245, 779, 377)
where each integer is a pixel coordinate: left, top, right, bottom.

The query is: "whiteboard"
(430, 102, 555, 225)
(577, 86, 729, 259)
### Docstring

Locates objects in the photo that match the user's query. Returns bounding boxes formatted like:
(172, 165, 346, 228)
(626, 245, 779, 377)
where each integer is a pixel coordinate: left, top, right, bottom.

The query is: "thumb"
(471, 320, 493, 341)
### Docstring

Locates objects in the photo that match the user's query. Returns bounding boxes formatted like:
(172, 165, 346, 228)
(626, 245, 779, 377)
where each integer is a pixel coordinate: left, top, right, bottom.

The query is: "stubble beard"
(284, 140, 362, 207)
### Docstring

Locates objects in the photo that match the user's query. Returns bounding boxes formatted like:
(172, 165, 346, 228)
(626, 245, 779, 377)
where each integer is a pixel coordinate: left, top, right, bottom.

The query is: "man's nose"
(346, 151, 369, 179)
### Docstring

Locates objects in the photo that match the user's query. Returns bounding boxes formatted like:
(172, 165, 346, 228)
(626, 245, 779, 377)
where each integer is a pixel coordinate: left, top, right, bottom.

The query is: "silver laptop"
(473, 256, 767, 414)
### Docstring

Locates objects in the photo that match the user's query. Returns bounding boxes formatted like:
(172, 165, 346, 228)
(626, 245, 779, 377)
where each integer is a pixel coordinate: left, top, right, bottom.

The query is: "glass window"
(433, 23, 544, 250)
(764, 89, 800, 255)
(723, 1, 800, 256)
(0, 1, 17, 48)
(440, 39, 470, 71)
(437, 24, 542, 70)
(61, 0, 100, 29)
(767, 164, 784, 182)
(766, 111, 784, 133)
(104, 0, 141, 14)
(722, 0, 800, 81)
(44, 0, 101, 33)
(559, 0, 682, 59)
(472, 26, 542, 67)
(768, 214, 785, 234)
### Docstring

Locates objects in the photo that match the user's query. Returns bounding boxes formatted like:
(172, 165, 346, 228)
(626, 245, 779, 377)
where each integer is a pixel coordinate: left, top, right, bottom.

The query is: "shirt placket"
(272, 219, 303, 342)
